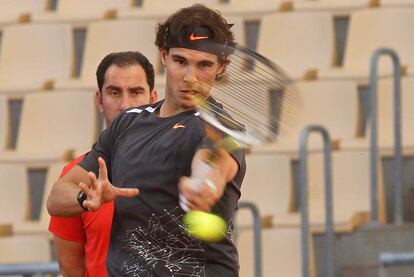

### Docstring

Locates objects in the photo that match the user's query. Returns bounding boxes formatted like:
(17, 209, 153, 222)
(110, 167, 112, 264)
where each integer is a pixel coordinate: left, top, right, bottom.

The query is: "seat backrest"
(0, 164, 29, 224)
(0, 0, 48, 21)
(81, 19, 160, 85)
(16, 91, 97, 155)
(57, 0, 131, 16)
(344, 8, 414, 73)
(283, 80, 359, 142)
(238, 226, 316, 277)
(376, 77, 414, 146)
(257, 11, 335, 79)
(0, 95, 10, 150)
(0, 235, 51, 263)
(0, 23, 73, 91)
(225, 16, 246, 46)
(307, 150, 386, 226)
(239, 153, 293, 224)
(38, 162, 66, 223)
(141, 0, 218, 9)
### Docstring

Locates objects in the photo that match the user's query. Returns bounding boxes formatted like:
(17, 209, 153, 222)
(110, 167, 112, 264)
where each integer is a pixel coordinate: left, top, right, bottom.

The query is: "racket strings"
(208, 73, 297, 136)
(226, 49, 291, 85)
(196, 45, 300, 144)
(203, 96, 271, 135)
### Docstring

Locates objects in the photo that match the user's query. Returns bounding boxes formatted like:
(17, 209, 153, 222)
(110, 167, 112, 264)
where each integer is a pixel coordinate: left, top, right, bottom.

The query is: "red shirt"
(48, 154, 114, 277)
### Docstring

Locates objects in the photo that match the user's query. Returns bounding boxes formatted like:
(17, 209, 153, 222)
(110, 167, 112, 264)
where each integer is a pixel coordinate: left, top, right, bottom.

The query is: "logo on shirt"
(173, 123, 186, 129)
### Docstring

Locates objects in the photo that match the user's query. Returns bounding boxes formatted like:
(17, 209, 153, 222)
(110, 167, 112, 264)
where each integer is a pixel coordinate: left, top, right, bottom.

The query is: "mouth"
(180, 89, 198, 95)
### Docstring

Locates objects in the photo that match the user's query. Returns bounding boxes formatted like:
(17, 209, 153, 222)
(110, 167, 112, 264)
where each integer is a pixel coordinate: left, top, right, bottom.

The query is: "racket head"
(195, 42, 300, 148)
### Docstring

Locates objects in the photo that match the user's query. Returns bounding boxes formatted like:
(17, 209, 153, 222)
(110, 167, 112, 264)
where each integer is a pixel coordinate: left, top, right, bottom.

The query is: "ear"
(160, 49, 168, 65)
(150, 89, 158, 103)
(95, 91, 104, 113)
(217, 63, 226, 75)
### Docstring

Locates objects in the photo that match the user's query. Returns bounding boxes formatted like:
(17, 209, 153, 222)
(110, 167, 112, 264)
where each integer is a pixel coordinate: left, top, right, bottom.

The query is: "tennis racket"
(181, 42, 300, 241)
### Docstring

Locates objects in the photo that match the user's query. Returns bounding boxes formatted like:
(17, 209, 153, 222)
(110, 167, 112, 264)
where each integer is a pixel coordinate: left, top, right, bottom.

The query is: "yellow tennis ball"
(183, 211, 227, 242)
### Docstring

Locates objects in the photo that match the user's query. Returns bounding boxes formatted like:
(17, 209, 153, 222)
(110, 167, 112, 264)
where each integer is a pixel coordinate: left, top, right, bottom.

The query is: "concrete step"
(313, 224, 414, 277)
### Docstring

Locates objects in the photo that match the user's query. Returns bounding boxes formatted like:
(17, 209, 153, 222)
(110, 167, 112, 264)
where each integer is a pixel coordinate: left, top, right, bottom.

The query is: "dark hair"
(155, 4, 234, 59)
(96, 51, 155, 92)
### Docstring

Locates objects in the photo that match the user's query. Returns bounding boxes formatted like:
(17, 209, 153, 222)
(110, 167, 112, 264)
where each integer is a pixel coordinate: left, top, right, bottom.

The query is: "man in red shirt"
(48, 51, 157, 276)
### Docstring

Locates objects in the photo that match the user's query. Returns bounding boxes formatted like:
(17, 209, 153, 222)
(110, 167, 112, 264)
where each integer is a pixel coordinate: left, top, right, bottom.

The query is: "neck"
(159, 98, 192, 118)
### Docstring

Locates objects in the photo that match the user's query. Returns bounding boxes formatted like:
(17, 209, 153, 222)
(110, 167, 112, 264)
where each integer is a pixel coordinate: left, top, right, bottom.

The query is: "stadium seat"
(292, 0, 374, 16)
(253, 80, 359, 156)
(0, 91, 97, 166)
(380, 0, 414, 7)
(0, 164, 29, 229)
(118, 0, 219, 20)
(32, 0, 131, 27)
(305, 150, 386, 232)
(0, 95, 10, 151)
(0, 0, 48, 28)
(214, 0, 293, 18)
(257, 11, 335, 80)
(237, 225, 316, 277)
(54, 19, 160, 94)
(0, 23, 73, 97)
(238, 153, 293, 226)
(267, 150, 385, 232)
(318, 8, 414, 84)
(341, 77, 414, 156)
(13, 162, 65, 236)
(0, 235, 52, 263)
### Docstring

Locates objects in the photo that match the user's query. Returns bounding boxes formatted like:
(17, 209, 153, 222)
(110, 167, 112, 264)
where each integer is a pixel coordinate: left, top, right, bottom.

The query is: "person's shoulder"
(123, 100, 163, 117)
(59, 153, 86, 178)
(110, 100, 163, 133)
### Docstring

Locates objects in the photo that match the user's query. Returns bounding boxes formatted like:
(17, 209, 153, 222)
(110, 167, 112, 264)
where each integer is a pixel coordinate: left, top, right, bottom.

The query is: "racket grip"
(179, 159, 215, 212)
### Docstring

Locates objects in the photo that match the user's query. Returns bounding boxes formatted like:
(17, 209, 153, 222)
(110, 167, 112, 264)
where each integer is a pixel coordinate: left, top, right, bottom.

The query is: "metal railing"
(299, 125, 334, 277)
(379, 252, 414, 277)
(0, 262, 60, 276)
(368, 48, 402, 224)
(235, 201, 262, 277)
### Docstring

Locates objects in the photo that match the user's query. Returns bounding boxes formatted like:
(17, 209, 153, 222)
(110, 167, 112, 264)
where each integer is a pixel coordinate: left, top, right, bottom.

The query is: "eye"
(199, 61, 215, 71)
(131, 90, 144, 96)
(173, 57, 186, 65)
(107, 90, 120, 96)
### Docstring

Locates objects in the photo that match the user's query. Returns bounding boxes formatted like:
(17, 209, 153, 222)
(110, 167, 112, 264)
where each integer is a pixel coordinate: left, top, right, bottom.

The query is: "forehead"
(103, 64, 147, 83)
(169, 47, 218, 63)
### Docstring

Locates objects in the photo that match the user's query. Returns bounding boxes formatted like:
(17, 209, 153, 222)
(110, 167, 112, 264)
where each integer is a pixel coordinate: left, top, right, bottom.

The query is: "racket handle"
(179, 159, 215, 212)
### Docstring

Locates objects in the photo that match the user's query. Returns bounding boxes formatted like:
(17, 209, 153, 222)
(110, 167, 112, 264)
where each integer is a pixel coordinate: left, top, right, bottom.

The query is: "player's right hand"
(78, 157, 139, 211)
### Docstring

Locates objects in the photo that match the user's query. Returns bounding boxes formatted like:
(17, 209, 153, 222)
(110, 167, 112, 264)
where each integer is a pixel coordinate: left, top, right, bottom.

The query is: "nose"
(119, 95, 134, 111)
(184, 65, 197, 84)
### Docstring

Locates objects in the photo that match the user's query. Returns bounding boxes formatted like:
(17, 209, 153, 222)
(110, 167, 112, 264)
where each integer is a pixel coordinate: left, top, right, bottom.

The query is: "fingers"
(78, 181, 90, 196)
(83, 199, 101, 211)
(98, 157, 108, 181)
(78, 181, 101, 211)
(114, 187, 139, 198)
(87, 171, 97, 190)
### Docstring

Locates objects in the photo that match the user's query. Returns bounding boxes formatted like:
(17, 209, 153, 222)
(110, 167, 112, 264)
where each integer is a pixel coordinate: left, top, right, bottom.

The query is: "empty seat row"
(0, 162, 65, 264)
(2, 76, 413, 166)
(0, 91, 97, 166)
(2, 7, 414, 98)
(4, 0, 414, 29)
(240, 150, 385, 233)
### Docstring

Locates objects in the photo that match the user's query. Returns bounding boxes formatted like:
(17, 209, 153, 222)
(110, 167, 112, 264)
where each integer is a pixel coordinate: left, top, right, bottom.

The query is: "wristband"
(77, 190, 88, 211)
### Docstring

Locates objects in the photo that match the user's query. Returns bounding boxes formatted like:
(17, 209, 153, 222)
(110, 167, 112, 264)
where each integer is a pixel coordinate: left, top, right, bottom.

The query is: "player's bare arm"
(47, 165, 91, 217)
(54, 236, 85, 277)
(47, 158, 139, 217)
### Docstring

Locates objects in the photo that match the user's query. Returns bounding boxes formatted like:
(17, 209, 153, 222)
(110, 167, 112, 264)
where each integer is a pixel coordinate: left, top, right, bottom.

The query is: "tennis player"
(48, 5, 246, 276)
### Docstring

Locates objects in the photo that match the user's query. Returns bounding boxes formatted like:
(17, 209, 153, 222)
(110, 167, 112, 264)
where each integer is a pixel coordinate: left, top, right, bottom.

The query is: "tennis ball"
(183, 211, 227, 242)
